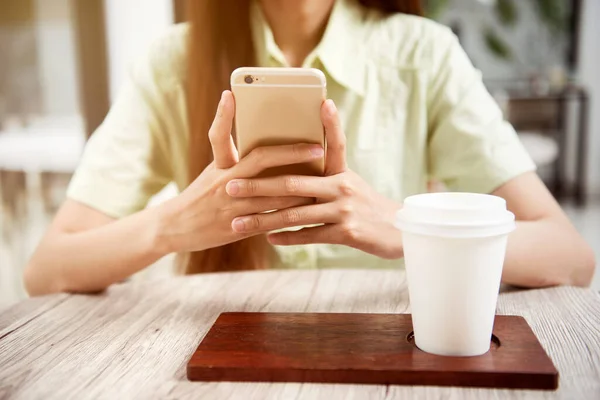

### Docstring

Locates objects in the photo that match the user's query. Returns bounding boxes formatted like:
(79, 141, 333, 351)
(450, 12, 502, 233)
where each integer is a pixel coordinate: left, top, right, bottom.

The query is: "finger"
(239, 196, 313, 215)
(231, 203, 339, 234)
(209, 90, 238, 169)
(267, 224, 342, 246)
(322, 99, 347, 175)
(234, 144, 324, 178)
(226, 175, 338, 200)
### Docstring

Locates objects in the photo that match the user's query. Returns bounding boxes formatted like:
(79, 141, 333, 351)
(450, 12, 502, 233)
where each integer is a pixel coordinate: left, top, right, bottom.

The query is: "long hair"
(184, 0, 423, 274)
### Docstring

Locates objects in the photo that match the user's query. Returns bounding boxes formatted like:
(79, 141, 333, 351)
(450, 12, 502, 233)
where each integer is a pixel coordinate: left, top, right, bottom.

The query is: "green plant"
(484, 27, 512, 60)
(424, 0, 569, 61)
(495, 0, 517, 26)
(532, 0, 567, 35)
(425, 0, 450, 20)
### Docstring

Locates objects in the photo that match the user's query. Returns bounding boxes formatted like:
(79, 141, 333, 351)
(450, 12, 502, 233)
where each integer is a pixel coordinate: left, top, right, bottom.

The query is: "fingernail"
(266, 234, 277, 244)
(232, 218, 246, 232)
(325, 99, 335, 116)
(310, 146, 324, 157)
(226, 180, 240, 195)
(220, 91, 227, 102)
(216, 92, 226, 118)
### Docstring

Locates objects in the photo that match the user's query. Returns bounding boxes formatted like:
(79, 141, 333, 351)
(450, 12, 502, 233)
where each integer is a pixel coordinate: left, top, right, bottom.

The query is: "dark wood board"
(187, 313, 559, 390)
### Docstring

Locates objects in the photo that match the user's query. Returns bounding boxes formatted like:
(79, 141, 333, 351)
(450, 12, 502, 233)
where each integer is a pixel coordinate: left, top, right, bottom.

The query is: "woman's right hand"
(156, 90, 324, 253)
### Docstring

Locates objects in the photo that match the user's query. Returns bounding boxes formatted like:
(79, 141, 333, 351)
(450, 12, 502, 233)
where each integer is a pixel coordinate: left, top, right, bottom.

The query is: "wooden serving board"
(187, 313, 559, 390)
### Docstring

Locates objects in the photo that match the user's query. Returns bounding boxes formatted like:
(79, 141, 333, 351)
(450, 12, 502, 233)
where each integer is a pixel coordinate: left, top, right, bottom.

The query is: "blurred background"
(0, 0, 598, 309)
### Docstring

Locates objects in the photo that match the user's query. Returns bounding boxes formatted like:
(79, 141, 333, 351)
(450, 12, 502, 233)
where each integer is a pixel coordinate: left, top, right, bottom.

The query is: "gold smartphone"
(231, 67, 327, 177)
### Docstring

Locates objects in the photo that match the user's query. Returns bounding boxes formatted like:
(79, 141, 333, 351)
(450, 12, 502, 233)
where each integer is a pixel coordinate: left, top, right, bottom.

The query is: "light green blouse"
(67, 0, 535, 270)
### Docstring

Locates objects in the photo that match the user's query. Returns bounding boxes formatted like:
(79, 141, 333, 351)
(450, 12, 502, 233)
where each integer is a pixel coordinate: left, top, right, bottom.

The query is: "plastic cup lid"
(395, 192, 515, 238)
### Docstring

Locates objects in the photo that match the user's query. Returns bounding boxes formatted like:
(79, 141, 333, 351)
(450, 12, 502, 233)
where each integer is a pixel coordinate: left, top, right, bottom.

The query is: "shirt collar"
(251, 0, 367, 96)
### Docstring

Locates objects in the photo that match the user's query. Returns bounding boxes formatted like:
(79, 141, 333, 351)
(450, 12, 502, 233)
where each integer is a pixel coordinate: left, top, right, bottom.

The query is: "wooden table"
(1, 270, 599, 399)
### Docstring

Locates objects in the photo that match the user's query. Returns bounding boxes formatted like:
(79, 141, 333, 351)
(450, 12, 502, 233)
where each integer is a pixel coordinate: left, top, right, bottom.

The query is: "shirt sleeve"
(426, 30, 536, 194)
(67, 43, 175, 218)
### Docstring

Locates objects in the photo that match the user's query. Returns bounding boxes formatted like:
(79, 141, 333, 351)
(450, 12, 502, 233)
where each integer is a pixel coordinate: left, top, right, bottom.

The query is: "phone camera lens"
(244, 75, 254, 84)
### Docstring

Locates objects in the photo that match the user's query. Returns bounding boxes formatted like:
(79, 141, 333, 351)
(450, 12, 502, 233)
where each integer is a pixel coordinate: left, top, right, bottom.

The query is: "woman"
(24, 0, 595, 295)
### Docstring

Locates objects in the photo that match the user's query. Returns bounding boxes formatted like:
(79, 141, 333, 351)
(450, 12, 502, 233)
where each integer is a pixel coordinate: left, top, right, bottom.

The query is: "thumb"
(208, 90, 239, 169)
(321, 99, 347, 175)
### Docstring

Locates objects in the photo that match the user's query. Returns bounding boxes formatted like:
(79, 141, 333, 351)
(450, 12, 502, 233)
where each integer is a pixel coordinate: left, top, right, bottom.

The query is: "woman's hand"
(157, 91, 325, 253)
(224, 100, 404, 259)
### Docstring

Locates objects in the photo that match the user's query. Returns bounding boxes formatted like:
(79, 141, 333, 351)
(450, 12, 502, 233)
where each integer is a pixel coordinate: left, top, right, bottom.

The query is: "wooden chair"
(507, 86, 590, 205)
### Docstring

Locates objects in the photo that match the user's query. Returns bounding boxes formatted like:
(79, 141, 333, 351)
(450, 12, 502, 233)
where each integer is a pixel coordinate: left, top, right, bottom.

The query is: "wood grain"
(188, 313, 558, 389)
(0, 269, 598, 400)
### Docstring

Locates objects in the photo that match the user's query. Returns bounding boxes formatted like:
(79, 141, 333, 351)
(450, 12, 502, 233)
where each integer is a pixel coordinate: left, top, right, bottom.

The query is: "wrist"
(386, 200, 404, 259)
(149, 199, 182, 256)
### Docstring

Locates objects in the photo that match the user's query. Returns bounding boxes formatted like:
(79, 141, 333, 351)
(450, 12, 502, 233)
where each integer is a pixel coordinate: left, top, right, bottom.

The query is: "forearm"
(25, 206, 170, 296)
(502, 219, 596, 288)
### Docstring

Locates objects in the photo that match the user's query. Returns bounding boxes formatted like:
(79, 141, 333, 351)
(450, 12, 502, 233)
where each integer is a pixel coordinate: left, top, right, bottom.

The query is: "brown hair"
(184, 0, 423, 274)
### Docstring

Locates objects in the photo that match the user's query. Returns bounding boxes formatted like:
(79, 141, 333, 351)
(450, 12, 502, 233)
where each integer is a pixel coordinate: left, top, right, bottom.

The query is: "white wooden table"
(1, 269, 599, 399)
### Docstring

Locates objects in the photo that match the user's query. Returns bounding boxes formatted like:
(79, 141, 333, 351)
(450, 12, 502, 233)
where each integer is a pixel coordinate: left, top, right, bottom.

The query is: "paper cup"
(396, 193, 515, 356)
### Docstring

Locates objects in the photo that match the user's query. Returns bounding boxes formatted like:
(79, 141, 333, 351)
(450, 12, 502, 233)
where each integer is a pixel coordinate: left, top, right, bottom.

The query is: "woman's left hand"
(225, 99, 403, 259)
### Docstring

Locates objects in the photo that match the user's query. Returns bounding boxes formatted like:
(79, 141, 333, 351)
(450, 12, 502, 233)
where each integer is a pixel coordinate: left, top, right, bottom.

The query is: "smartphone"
(230, 67, 327, 177)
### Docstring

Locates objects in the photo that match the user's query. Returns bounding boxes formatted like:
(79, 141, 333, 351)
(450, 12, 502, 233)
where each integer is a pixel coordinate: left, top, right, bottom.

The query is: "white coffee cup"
(395, 192, 515, 357)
